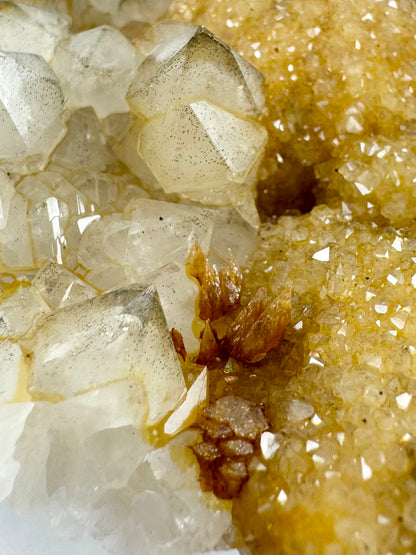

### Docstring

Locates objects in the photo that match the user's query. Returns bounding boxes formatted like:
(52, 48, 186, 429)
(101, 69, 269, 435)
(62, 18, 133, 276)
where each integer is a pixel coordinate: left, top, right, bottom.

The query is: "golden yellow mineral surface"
(170, 0, 416, 225)
(169, 0, 416, 553)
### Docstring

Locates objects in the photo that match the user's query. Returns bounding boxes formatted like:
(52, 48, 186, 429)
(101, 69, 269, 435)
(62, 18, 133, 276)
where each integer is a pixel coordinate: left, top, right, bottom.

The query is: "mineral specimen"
(0, 1, 70, 61)
(51, 25, 141, 118)
(126, 25, 267, 222)
(170, 0, 416, 223)
(3, 0, 416, 554)
(0, 51, 67, 172)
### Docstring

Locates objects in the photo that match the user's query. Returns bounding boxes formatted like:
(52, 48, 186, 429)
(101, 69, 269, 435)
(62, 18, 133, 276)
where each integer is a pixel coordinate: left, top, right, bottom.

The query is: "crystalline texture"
(0, 169, 34, 268)
(0, 51, 67, 173)
(0, 1, 71, 62)
(33, 260, 97, 310)
(139, 101, 267, 195)
(51, 26, 141, 118)
(72, 0, 172, 29)
(16, 173, 69, 265)
(0, 285, 50, 339)
(51, 108, 116, 171)
(30, 284, 185, 425)
(127, 26, 265, 120)
(0, 341, 25, 402)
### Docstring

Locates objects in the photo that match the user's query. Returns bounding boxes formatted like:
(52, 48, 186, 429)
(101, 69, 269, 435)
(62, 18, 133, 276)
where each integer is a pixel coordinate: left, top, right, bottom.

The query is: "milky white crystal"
(127, 26, 265, 120)
(164, 367, 207, 436)
(0, 402, 33, 502)
(103, 112, 157, 187)
(52, 25, 141, 118)
(72, 0, 172, 29)
(138, 100, 267, 195)
(30, 284, 185, 425)
(0, 341, 25, 403)
(51, 108, 116, 171)
(0, 51, 67, 172)
(0, 285, 50, 339)
(0, 1, 70, 62)
(33, 259, 97, 310)
(0, 174, 33, 267)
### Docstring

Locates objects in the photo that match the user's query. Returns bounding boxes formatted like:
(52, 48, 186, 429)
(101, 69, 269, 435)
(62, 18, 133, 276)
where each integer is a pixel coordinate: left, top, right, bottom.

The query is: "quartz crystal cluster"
(171, 0, 416, 225)
(168, 0, 416, 554)
(4, 0, 416, 554)
(0, 1, 262, 554)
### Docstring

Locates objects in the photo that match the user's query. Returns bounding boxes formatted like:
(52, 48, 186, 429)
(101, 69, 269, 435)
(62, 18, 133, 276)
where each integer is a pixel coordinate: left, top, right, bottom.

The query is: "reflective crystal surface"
(52, 25, 141, 118)
(0, 51, 67, 172)
(0, 1, 70, 62)
(51, 108, 116, 171)
(127, 26, 265, 119)
(33, 259, 97, 310)
(139, 101, 267, 196)
(30, 284, 185, 425)
(0, 3, 266, 555)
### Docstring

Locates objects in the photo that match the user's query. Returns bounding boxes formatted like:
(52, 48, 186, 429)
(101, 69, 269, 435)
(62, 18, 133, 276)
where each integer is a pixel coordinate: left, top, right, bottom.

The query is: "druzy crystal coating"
(0, 3, 261, 554)
(2, 0, 416, 554)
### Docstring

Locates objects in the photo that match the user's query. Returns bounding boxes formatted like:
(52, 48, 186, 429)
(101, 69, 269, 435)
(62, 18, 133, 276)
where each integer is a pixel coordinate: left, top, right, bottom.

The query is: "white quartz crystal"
(52, 26, 141, 118)
(0, 51, 67, 173)
(51, 108, 116, 171)
(0, 285, 50, 339)
(30, 284, 185, 425)
(16, 173, 69, 265)
(33, 260, 97, 310)
(4, 393, 230, 555)
(0, 1, 70, 62)
(0, 181, 33, 268)
(139, 101, 267, 195)
(146, 263, 200, 352)
(127, 26, 265, 119)
(103, 112, 158, 187)
(210, 207, 259, 265)
(164, 367, 207, 436)
(0, 169, 14, 231)
(77, 199, 214, 280)
(0, 403, 33, 502)
(0, 341, 25, 403)
(72, 0, 172, 29)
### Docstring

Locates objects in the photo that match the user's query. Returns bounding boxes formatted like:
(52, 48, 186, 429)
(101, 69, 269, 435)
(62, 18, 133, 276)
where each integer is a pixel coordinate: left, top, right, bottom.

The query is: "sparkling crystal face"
(2, 0, 416, 554)
(0, 3, 263, 553)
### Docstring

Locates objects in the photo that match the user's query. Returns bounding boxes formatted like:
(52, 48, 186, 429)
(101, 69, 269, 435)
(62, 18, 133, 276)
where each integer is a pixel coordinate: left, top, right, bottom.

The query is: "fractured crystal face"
(51, 25, 141, 118)
(0, 1, 70, 62)
(138, 100, 267, 195)
(30, 284, 185, 425)
(3, 397, 231, 554)
(127, 26, 265, 120)
(0, 51, 67, 173)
